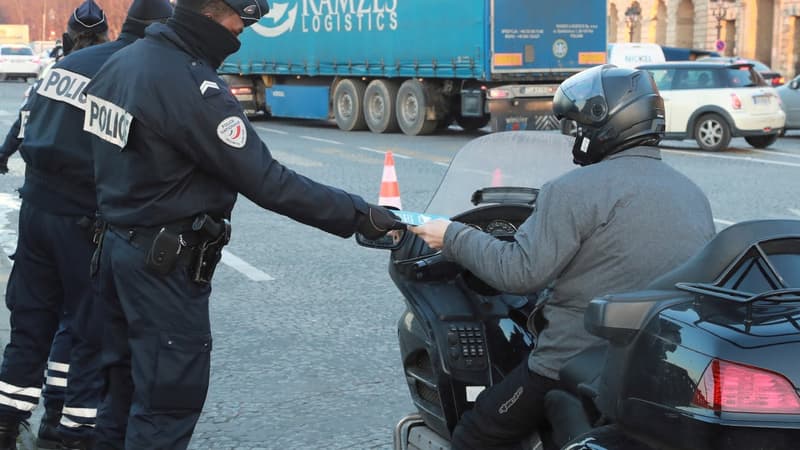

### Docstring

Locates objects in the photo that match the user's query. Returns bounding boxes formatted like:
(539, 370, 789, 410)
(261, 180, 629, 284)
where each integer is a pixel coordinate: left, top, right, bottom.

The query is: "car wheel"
(744, 134, 779, 149)
(693, 114, 731, 152)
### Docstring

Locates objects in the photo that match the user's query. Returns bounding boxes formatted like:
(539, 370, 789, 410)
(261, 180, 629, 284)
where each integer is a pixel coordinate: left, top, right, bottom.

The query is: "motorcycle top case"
(219, 0, 607, 80)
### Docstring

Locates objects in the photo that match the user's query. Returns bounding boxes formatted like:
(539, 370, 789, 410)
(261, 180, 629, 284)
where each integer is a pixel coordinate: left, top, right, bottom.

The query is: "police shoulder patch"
(217, 116, 247, 149)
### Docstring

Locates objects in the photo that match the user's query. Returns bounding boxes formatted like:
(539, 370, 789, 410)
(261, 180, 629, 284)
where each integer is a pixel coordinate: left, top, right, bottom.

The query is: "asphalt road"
(0, 80, 798, 449)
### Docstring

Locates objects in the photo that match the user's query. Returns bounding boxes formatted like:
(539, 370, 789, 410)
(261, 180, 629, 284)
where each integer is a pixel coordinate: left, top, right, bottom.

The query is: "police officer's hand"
(357, 204, 401, 240)
(0, 155, 9, 175)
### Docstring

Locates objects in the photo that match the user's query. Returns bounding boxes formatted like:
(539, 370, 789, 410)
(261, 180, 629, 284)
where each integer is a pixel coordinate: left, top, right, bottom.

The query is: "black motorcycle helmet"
(553, 64, 666, 166)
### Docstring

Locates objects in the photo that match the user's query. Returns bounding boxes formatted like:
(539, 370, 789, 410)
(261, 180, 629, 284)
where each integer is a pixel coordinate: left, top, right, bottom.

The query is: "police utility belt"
(109, 214, 231, 284)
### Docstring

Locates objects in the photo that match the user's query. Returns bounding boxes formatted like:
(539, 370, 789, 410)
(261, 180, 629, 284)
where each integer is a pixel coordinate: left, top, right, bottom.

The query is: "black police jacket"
(85, 24, 367, 237)
(15, 32, 141, 217)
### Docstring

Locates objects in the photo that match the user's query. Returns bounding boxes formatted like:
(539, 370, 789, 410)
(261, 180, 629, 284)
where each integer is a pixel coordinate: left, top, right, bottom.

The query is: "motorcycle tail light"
(730, 93, 742, 110)
(692, 359, 800, 414)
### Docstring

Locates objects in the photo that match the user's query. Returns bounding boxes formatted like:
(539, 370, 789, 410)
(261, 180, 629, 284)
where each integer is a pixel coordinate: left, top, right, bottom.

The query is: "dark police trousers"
(450, 359, 561, 450)
(0, 202, 103, 439)
(93, 229, 212, 450)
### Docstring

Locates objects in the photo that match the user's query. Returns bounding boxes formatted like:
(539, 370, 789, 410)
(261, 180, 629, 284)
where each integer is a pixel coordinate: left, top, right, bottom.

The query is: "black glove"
(0, 155, 9, 175)
(357, 203, 401, 240)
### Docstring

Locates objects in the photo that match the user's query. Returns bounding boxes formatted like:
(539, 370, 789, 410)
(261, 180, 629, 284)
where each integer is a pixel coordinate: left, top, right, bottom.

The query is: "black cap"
(68, 0, 109, 34)
(222, 0, 269, 27)
(127, 0, 174, 21)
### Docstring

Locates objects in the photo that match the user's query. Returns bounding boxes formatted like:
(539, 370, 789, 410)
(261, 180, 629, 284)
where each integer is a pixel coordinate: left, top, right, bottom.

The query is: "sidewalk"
(0, 256, 38, 449)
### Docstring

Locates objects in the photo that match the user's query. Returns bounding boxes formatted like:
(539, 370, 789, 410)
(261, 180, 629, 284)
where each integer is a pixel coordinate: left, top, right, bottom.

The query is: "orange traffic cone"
(379, 151, 402, 209)
(491, 168, 503, 187)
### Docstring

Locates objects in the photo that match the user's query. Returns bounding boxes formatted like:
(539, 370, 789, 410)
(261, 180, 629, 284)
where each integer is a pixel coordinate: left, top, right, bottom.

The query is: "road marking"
(0, 193, 21, 258)
(663, 149, 800, 168)
(790, 208, 800, 217)
(714, 218, 735, 226)
(745, 149, 800, 160)
(221, 250, 275, 281)
(300, 135, 343, 145)
(356, 146, 411, 159)
(254, 126, 288, 135)
(434, 162, 449, 167)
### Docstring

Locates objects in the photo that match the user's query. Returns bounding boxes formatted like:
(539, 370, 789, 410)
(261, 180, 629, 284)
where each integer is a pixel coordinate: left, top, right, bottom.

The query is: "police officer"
(83, 0, 398, 448)
(410, 65, 717, 449)
(0, 1, 174, 449)
(0, 0, 108, 173)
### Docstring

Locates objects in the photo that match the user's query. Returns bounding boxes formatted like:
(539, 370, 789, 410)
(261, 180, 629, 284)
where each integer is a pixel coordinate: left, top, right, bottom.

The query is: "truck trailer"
(219, 0, 607, 135)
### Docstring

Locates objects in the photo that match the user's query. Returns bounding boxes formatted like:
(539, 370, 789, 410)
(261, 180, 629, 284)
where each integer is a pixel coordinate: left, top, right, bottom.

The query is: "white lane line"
(300, 135, 343, 145)
(254, 126, 288, 135)
(356, 146, 411, 159)
(746, 149, 800, 160)
(790, 208, 800, 217)
(714, 218, 735, 226)
(221, 250, 275, 281)
(434, 162, 449, 167)
(663, 149, 800, 168)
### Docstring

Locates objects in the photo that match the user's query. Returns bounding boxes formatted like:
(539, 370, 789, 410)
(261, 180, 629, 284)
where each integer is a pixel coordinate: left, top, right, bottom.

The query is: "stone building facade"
(609, 0, 800, 78)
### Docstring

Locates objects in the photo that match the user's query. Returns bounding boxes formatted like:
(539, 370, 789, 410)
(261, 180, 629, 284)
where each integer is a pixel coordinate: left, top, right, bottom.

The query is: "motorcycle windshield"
(426, 131, 578, 217)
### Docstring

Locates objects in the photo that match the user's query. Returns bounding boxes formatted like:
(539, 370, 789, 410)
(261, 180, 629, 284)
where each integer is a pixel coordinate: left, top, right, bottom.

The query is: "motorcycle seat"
(648, 219, 800, 290)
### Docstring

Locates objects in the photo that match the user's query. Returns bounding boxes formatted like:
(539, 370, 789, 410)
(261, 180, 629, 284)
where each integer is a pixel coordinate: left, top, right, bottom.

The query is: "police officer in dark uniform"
(0, 2, 174, 449)
(83, 0, 399, 448)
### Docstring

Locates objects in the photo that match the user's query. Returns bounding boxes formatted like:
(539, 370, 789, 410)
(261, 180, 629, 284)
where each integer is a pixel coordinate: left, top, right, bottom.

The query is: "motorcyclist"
(410, 64, 716, 449)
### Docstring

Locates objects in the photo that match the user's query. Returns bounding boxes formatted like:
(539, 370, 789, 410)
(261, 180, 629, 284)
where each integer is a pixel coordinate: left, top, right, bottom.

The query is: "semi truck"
(219, 0, 607, 135)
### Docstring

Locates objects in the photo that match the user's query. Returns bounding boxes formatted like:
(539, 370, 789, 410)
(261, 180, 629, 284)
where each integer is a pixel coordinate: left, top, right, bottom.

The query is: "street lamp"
(625, 3, 642, 43)
(710, 0, 736, 41)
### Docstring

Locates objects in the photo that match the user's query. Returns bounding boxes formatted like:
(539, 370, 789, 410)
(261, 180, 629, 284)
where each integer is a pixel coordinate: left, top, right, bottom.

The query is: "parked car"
(777, 75, 800, 134)
(0, 44, 42, 82)
(637, 61, 785, 151)
(699, 56, 785, 87)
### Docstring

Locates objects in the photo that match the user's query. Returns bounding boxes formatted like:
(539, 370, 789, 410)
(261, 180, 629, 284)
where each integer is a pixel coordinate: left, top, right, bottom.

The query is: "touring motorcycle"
(358, 131, 800, 450)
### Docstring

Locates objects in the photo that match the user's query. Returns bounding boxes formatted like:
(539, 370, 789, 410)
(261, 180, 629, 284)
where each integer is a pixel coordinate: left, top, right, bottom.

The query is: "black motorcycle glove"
(357, 203, 401, 240)
(0, 155, 9, 175)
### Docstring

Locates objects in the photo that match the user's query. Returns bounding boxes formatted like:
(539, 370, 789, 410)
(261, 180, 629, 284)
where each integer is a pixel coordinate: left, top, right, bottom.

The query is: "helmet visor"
(554, 65, 609, 125)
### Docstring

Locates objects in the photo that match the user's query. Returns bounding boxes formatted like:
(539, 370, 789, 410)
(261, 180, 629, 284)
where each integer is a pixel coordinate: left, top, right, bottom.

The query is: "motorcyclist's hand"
(357, 203, 401, 240)
(0, 155, 9, 175)
(409, 219, 451, 250)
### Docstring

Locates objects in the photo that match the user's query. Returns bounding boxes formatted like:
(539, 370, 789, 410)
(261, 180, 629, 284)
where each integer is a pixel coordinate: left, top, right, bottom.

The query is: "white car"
(0, 44, 42, 82)
(638, 61, 785, 151)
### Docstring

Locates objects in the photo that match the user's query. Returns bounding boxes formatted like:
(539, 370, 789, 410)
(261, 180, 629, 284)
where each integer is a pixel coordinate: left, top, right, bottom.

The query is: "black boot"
(36, 408, 62, 449)
(59, 437, 94, 450)
(0, 420, 19, 450)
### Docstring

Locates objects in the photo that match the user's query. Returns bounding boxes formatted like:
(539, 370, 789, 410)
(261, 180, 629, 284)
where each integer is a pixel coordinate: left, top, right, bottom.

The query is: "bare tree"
(1, 0, 135, 42)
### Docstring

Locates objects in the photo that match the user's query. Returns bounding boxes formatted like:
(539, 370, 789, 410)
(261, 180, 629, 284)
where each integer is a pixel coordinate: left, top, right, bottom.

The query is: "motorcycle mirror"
(355, 229, 407, 250)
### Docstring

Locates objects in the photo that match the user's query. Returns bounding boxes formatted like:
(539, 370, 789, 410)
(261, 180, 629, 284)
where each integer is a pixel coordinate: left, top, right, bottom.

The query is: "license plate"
(753, 95, 770, 105)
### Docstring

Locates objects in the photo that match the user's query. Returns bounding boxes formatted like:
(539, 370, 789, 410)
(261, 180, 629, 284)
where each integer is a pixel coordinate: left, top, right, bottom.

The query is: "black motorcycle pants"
(451, 358, 560, 450)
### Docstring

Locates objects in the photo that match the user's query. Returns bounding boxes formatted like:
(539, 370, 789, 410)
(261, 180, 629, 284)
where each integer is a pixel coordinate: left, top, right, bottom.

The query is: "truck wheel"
(693, 113, 731, 152)
(364, 80, 399, 133)
(455, 114, 490, 131)
(396, 79, 437, 136)
(333, 79, 367, 131)
(744, 134, 778, 149)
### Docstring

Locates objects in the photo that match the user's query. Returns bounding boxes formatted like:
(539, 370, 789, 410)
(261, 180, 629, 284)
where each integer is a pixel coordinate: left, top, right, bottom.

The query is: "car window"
(725, 66, 766, 87)
(646, 68, 676, 91)
(1, 46, 34, 56)
(670, 69, 718, 90)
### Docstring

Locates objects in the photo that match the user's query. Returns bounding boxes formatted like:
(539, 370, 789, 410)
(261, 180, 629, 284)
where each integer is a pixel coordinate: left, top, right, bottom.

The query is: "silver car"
(777, 76, 800, 134)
